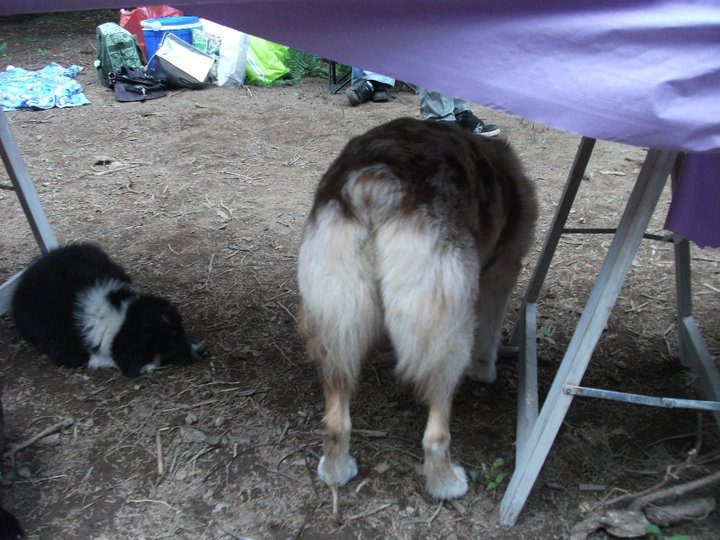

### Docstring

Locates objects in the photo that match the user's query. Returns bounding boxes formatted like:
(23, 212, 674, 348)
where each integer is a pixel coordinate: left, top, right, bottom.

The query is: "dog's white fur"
(75, 279, 141, 371)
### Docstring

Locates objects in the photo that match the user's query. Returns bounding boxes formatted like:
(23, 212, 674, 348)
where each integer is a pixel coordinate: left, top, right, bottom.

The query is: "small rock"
(212, 502, 230, 513)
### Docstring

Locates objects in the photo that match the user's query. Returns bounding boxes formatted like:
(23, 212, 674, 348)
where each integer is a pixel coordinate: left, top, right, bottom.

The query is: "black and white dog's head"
(111, 294, 205, 378)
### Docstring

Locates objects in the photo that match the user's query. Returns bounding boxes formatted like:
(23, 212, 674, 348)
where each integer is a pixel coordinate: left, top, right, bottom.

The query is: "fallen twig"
(353, 429, 388, 438)
(277, 301, 297, 323)
(703, 282, 720, 293)
(427, 500, 444, 525)
(156, 431, 165, 476)
(645, 496, 716, 526)
(630, 469, 720, 511)
(4, 417, 74, 463)
(127, 498, 179, 512)
(331, 484, 339, 517)
(273, 341, 299, 369)
(90, 162, 148, 176)
(347, 502, 392, 522)
(304, 452, 320, 497)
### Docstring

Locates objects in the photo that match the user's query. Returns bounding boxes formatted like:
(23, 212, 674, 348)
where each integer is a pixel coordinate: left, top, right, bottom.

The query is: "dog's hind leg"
(467, 253, 524, 384)
(47, 344, 90, 369)
(378, 219, 478, 499)
(316, 371, 358, 486)
(298, 204, 382, 487)
(422, 388, 468, 499)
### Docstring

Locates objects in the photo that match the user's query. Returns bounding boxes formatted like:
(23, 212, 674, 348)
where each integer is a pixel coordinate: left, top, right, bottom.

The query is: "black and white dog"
(12, 243, 204, 378)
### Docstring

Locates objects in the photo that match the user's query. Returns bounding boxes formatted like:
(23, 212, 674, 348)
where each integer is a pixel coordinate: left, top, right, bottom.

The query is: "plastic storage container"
(141, 16, 202, 60)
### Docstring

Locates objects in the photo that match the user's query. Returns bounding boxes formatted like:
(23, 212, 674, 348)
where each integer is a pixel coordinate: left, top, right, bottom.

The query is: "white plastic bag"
(199, 18, 250, 86)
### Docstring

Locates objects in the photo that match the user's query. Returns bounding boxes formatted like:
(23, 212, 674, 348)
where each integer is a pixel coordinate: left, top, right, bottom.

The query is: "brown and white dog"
(297, 118, 537, 499)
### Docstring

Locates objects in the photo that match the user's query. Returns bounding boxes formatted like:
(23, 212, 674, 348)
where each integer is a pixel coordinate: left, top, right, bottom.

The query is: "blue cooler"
(141, 16, 202, 60)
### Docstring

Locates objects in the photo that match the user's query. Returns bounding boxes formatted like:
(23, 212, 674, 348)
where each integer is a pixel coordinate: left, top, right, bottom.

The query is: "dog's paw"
(426, 463, 468, 500)
(318, 454, 358, 486)
(190, 338, 206, 360)
(466, 359, 497, 384)
(87, 354, 117, 370)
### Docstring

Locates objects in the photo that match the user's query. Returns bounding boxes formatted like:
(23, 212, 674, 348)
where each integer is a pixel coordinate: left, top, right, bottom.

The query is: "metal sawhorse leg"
(327, 60, 351, 94)
(0, 110, 58, 315)
(499, 137, 720, 525)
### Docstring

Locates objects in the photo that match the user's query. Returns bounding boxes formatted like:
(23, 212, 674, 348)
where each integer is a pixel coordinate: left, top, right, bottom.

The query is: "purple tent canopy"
(3, 0, 719, 246)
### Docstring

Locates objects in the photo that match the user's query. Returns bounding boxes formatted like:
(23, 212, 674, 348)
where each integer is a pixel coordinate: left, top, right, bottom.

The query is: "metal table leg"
(511, 137, 596, 458)
(499, 148, 679, 526)
(675, 238, 720, 429)
(0, 110, 58, 315)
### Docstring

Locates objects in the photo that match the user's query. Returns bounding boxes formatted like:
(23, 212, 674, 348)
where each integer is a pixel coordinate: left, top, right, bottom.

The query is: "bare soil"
(1, 10, 719, 540)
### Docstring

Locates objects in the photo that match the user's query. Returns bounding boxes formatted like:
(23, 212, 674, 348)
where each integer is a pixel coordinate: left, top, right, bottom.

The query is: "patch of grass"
(386, 401, 415, 421)
(646, 524, 690, 540)
(152, 206, 168, 219)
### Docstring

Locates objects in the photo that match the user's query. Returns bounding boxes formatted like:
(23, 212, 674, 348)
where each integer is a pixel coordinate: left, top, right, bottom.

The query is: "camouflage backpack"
(94, 22, 144, 88)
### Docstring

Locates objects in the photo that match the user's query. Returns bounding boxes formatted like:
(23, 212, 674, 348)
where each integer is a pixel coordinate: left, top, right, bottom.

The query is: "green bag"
(245, 36, 289, 85)
(94, 22, 144, 88)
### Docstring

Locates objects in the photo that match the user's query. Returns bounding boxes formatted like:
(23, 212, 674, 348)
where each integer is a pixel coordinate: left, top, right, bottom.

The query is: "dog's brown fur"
(297, 118, 537, 498)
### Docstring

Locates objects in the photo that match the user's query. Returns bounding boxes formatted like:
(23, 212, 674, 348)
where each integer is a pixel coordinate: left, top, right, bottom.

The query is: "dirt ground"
(1, 10, 719, 540)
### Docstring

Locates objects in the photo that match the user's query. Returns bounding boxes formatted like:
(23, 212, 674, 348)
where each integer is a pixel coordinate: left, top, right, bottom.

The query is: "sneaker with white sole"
(455, 110, 501, 138)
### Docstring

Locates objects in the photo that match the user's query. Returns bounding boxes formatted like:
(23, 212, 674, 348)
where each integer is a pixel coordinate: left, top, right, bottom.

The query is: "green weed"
(646, 524, 690, 540)
(484, 457, 505, 491)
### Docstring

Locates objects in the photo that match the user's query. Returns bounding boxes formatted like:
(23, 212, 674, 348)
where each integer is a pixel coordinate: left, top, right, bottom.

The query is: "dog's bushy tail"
(298, 164, 479, 401)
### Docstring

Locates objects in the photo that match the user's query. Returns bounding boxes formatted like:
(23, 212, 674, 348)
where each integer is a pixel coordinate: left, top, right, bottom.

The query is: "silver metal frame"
(0, 110, 58, 315)
(499, 139, 719, 525)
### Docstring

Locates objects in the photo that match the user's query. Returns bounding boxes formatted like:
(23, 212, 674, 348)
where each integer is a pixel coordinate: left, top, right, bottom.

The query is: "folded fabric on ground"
(0, 63, 90, 111)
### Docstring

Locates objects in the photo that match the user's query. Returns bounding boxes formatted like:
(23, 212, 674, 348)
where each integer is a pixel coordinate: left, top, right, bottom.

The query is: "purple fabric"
(2, 0, 719, 246)
(666, 154, 720, 249)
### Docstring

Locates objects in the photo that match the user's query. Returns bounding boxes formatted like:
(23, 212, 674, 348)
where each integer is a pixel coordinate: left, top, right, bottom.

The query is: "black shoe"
(455, 110, 501, 138)
(346, 79, 374, 106)
(372, 88, 389, 102)
(372, 83, 391, 102)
